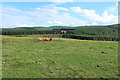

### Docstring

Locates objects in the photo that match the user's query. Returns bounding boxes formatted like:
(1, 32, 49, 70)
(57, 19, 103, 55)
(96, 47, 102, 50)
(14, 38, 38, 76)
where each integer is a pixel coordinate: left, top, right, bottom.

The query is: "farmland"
(2, 35, 119, 78)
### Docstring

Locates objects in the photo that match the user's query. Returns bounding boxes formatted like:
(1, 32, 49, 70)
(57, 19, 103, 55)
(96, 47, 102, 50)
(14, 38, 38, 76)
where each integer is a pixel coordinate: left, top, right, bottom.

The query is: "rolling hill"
(1, 24, 119, 38)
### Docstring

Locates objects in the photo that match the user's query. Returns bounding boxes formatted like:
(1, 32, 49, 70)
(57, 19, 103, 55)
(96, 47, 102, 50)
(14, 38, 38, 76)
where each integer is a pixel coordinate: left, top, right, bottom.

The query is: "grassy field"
(2, 35, 119, 78)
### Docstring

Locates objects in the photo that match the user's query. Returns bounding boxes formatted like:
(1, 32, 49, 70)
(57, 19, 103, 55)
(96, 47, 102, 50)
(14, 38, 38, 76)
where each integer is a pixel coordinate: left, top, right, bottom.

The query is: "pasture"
(2, 35, 119, 78)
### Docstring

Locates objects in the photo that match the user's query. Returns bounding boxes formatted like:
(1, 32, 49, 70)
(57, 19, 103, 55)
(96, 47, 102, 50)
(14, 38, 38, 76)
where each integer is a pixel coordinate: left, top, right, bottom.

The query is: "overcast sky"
(2, 1, 118, 28)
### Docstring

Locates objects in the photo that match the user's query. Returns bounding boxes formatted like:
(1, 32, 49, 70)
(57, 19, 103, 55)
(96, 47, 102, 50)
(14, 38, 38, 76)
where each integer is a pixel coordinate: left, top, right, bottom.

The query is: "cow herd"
(38, 38, 52, 41)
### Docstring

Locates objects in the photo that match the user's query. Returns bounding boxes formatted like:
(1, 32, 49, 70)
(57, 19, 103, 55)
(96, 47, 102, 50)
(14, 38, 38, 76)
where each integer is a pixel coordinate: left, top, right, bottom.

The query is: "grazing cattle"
(43, 38, 52, 41)
(38, 38, 43, 41)
(38, 38, 52, 41)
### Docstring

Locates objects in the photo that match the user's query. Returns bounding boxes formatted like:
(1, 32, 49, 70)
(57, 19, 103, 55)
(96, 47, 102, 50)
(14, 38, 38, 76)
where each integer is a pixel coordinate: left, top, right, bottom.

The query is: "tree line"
(62, 34, 119, 41)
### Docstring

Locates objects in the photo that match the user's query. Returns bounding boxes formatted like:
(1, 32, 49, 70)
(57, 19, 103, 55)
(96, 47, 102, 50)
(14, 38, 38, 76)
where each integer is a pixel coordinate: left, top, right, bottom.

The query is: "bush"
(62, 34, 119, 41)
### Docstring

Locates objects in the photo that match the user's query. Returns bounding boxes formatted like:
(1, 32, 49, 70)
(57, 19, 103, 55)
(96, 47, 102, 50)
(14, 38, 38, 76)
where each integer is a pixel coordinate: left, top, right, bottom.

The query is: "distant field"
(2, 36, 119, 78)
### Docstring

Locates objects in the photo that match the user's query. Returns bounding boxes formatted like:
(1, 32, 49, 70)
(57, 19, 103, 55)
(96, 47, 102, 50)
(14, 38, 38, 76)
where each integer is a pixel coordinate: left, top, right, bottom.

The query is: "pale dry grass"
(53, 38, 118, 43)
(1, 35, 118, 43)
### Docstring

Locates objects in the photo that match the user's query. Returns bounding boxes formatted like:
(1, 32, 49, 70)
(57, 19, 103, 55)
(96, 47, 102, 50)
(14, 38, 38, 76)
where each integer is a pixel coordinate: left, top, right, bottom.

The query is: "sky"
(1, 2, 118, 28)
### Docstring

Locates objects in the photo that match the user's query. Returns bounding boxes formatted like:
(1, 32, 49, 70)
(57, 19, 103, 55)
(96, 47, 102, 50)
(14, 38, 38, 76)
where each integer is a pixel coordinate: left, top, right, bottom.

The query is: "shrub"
(62, 34, 119, 41)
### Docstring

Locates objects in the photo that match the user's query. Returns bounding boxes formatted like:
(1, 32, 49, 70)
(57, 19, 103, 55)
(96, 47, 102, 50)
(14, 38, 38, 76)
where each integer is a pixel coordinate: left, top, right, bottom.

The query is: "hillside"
(2, 36, 119, 78)
(1, 24, 119, 38)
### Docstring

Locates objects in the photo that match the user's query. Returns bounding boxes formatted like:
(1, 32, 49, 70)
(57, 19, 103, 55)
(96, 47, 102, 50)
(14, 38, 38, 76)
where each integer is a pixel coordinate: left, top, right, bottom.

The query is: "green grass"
(2, 36, 119, 78)
(1, 35, 35, 39)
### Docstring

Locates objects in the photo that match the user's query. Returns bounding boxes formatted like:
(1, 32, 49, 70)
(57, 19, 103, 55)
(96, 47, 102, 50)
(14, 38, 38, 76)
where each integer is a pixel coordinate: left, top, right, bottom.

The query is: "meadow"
(2, 35, 119, 78)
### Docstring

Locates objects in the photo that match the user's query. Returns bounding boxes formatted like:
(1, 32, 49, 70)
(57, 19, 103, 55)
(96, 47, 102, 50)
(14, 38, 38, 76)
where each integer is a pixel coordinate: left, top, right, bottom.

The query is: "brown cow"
(43, 38, 52, 41)
(38, 38, 52, 41)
